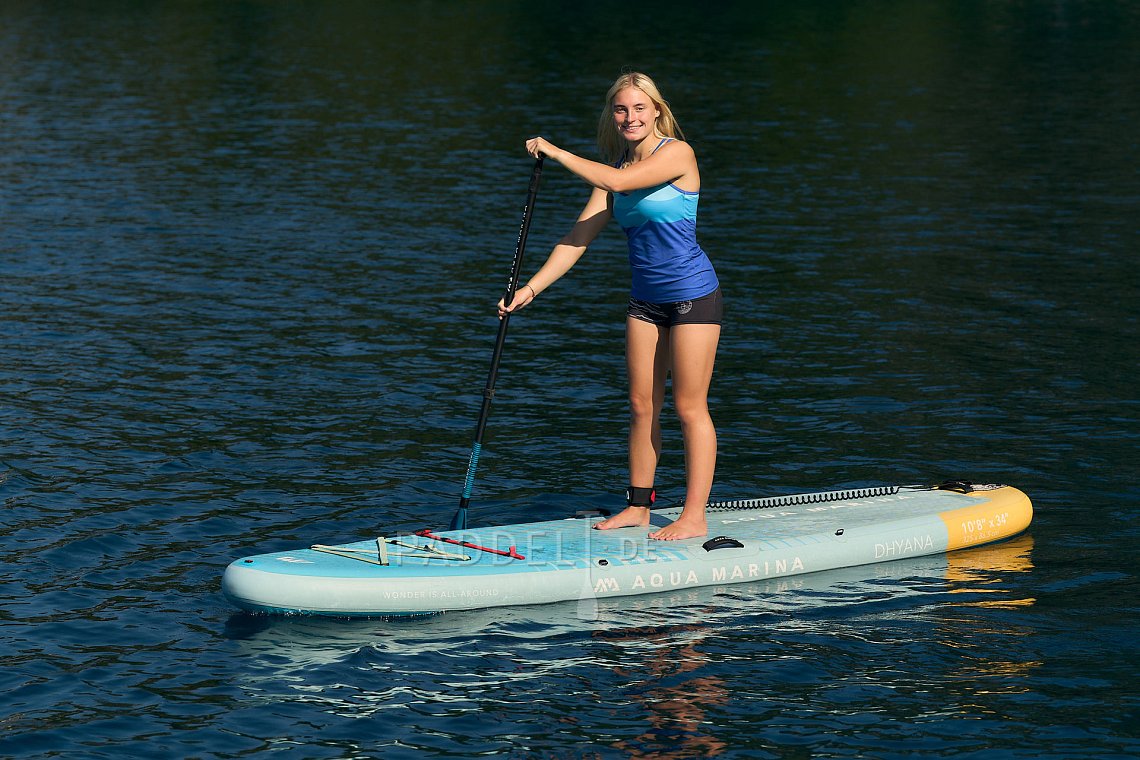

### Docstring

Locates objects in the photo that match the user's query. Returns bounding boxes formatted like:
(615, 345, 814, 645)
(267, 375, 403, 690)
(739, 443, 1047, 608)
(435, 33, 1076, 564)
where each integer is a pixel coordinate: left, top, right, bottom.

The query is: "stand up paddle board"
(222, 481, 1032, 618)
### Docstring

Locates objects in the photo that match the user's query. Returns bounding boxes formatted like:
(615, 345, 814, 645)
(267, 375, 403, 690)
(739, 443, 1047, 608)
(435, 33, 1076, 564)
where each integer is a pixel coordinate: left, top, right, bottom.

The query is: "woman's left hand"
(526, 137, 559, 161)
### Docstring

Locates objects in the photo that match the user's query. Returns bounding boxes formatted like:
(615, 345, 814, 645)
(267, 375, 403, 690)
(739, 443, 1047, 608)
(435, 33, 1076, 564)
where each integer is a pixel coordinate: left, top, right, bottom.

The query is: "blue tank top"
(611, 139, 719, 303)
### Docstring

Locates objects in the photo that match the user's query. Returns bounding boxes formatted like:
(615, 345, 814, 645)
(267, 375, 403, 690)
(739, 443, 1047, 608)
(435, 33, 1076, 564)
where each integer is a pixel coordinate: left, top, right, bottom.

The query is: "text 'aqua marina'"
(593, 557, 805, 594)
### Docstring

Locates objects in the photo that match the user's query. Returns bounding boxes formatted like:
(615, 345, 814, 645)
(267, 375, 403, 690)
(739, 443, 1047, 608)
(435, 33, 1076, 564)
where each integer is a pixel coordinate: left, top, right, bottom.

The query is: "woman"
(498, 72, 721, 541)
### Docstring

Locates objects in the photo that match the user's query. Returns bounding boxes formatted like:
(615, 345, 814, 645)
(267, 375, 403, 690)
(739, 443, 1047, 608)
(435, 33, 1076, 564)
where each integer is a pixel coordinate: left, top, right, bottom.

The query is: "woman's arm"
(526, 137, 697, 194)
(498, 186, 612, 316)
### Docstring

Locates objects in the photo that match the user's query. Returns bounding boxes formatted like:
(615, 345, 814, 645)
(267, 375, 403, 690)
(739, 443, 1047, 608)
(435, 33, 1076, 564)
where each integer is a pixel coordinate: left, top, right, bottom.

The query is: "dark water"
(2, 1, 1137, 757)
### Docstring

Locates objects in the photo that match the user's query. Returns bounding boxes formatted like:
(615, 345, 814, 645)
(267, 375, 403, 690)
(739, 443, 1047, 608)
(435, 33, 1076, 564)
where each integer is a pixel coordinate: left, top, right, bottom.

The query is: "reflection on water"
(939, 535, 1042, 706)
(596, 624, 728, 758)
(946, 534, 1036, 608)
(224, 537, 1038, 755)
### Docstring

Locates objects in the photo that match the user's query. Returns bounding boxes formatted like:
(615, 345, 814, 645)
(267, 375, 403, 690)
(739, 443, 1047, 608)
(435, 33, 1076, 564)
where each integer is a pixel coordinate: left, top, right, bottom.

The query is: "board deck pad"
(222, 483, 1033, 618)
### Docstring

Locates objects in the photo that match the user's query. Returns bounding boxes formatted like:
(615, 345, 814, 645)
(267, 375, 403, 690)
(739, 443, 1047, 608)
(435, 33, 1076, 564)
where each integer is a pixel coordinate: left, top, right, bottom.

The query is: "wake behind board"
(222, 482, 1032, 618)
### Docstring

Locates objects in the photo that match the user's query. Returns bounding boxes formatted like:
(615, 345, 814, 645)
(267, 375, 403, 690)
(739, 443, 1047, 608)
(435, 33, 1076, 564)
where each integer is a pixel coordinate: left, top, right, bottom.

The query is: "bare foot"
(648, 514, 707, 541)
(594, 506, 650, 530)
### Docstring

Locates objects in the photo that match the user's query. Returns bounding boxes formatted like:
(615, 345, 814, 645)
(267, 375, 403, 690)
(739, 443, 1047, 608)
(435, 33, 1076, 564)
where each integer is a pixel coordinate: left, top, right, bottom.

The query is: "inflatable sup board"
(222, 481, 1032, 618)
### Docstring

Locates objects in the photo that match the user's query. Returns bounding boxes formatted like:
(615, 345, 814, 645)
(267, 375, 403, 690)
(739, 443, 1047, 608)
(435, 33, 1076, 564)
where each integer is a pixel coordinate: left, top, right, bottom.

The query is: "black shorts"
(627, 287, 723, 327)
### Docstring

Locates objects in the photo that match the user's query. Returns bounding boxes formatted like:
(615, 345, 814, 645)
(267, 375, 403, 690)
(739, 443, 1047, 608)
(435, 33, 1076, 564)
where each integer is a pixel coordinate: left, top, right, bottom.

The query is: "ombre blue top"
(611, 139, 719, 303)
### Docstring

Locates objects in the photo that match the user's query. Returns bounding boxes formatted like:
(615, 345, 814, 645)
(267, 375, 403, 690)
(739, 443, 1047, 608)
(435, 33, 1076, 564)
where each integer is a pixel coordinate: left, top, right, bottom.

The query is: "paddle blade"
(448, 507, 468, 532)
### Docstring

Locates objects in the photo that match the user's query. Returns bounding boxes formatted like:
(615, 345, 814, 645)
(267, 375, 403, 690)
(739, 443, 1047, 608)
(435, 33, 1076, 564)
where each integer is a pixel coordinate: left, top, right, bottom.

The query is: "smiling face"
(611, 87, 660, 144)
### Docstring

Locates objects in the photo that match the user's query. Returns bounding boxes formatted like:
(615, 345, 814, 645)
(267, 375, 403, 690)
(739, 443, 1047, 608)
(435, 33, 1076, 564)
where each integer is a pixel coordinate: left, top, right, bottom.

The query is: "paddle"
(449, 157, 544, 531)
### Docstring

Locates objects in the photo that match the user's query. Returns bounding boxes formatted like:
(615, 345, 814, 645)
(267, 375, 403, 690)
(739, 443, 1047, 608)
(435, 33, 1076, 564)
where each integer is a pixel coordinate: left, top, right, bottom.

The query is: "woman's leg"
(595, 316, 669, 530)
(649, 322, 720, 540)
(627, 316, 670, 490)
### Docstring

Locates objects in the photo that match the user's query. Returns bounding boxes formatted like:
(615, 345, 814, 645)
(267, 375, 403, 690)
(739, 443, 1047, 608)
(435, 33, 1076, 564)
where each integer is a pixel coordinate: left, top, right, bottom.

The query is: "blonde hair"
(596, 72, 685, 166)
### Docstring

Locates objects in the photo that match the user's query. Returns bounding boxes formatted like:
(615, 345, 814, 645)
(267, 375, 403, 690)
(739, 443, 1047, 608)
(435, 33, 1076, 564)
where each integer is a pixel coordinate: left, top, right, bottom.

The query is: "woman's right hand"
(497, 283, 537, 319)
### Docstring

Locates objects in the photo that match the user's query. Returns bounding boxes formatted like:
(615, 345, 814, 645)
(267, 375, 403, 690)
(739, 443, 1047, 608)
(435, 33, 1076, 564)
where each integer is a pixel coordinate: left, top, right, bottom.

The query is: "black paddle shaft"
(452, 158, 543, 529)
